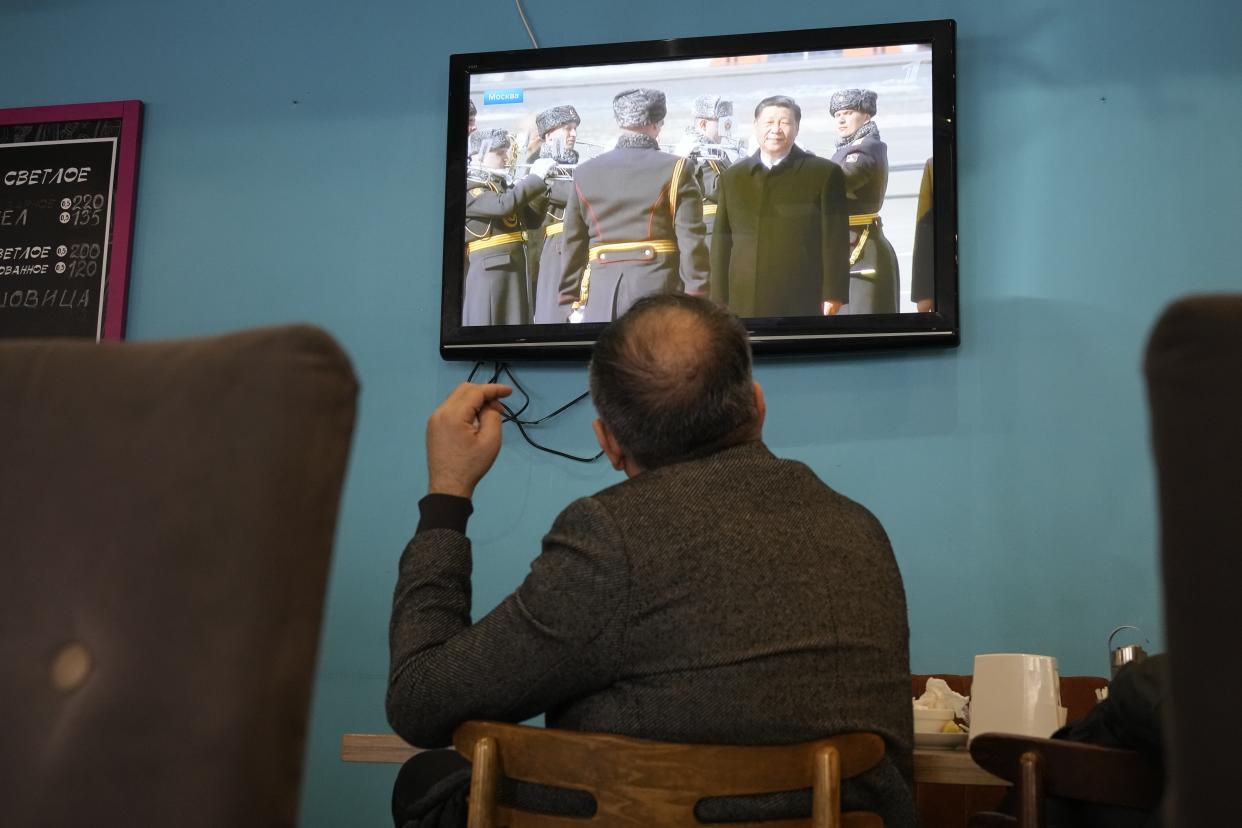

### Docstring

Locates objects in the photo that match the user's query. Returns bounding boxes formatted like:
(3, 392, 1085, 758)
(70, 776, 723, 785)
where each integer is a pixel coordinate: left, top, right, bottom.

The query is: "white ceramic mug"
(968, 653, 1064, 743)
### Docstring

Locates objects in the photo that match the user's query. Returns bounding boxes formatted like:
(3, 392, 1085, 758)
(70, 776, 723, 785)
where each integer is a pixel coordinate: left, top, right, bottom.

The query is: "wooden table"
(913, 746, 1006, 786)
(341, 732, 421, 764)
(340, 732, 1007, 787)
(911, 745, 1009, 828)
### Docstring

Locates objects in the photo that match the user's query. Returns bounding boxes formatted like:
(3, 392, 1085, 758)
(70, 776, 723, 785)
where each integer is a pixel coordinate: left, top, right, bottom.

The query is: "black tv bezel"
(440, 18, 958, 360)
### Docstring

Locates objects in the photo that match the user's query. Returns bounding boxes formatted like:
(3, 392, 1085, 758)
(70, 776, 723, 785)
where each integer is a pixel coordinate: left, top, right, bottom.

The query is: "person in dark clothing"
(710, 95, 850, 318)
(557, 88, 710, 323)
(990, 655, 1168, 828)
(1046, 655, 1167, 828)
(674, 94, 735, 247)
(462, 129, 550, 326)
(828, 88, 900, 315)
(388, 294, 917, 828)
(528, 104, 582, 324)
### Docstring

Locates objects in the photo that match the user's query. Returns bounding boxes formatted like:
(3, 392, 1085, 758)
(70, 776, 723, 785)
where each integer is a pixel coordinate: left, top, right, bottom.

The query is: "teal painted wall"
(4, 1, 1240, 824)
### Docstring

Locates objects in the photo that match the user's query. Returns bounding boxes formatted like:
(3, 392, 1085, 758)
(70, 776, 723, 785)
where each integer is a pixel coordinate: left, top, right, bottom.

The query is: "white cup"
(968, 653, 1064, 744)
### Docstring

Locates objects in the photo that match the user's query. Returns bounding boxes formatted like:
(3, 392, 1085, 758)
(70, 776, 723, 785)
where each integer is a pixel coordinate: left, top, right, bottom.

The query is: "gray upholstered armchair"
(1145, 294, 1242, 828)
(0, 325, 357, 827)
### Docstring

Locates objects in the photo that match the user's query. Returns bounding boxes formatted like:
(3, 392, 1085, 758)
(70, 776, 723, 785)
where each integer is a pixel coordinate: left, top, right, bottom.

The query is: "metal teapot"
(1108, 625, 1149, 678)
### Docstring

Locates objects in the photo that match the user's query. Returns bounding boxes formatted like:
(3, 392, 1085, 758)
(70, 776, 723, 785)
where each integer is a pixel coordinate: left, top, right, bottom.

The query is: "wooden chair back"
(453, 721, 887, 828)
(967, 733, 1162, 828)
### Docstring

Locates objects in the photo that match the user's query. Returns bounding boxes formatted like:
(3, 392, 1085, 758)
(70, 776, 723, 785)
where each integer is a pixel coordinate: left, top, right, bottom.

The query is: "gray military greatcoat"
(558, 137, 710, 323)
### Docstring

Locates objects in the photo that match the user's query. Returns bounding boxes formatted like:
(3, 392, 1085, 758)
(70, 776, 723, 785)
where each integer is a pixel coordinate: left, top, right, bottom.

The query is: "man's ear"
(592, 419, 627, 472)
(753, 382, 767, 434)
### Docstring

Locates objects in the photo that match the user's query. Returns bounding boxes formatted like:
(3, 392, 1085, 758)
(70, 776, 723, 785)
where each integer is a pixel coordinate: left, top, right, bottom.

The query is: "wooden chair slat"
(1016, 751, 1042, 828)
(455, 722, 884, 795)
(453, 721, 888, 827)
(494, 810, 885, 828)
(812, 745, 841, 828)
(466, 736, 500, 828)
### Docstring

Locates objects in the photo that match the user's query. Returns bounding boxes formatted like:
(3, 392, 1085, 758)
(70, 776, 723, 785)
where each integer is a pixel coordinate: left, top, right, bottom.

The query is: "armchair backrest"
(1144, 294, 1242, 828)
(0, 325, 358, 828)
(968, 733, 1161, 828)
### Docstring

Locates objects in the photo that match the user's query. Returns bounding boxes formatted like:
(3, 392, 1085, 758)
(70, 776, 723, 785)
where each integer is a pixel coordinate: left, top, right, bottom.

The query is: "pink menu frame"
(0, 100, 143, 341)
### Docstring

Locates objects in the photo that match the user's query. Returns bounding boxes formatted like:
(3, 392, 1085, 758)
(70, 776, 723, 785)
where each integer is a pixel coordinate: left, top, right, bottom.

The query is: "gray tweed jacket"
(388, 440, 917, 826)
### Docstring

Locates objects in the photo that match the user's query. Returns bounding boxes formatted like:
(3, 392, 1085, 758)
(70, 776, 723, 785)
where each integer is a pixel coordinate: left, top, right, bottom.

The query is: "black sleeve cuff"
(416, 493, 473, 534)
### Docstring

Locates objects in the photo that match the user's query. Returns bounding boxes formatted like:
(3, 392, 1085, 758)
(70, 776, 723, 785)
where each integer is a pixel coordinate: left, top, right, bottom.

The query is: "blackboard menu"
(0, 101, 142, 341)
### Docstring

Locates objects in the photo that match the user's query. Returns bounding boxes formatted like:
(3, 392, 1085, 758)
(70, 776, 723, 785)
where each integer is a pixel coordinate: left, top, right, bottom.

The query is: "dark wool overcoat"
(832, 133, 900, 315)
(462, 172, 544, 326)
(388, 441, 917, 827)
(710, 145, 850, 317)
(531, 176, 576, 324)
(686, 143, 730, 245)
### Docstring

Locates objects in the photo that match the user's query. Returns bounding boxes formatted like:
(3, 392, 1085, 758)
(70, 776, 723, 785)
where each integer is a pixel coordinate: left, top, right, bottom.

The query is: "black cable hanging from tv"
(466, 361, 603, 463)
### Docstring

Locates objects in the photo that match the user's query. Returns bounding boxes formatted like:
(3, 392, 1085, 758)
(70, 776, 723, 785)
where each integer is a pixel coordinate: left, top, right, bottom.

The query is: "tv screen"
(440, 19, 957, 359)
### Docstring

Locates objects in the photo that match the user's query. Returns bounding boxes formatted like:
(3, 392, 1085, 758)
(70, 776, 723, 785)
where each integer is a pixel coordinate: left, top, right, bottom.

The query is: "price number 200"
(65, 242, 102, 278)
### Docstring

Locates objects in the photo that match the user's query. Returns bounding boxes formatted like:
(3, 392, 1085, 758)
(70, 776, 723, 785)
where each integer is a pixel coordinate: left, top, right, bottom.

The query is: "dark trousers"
(391, 748, 597, 827)
(392, 750, 471, 828)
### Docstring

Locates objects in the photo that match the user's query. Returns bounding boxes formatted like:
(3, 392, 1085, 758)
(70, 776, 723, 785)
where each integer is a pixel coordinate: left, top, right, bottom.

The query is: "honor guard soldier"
(559, 88, 709, 323)
(527, 105, 583, 324)
(829, 89, 900, 315)
(673, 94, 735, 247)
(463, 128, 553, 326)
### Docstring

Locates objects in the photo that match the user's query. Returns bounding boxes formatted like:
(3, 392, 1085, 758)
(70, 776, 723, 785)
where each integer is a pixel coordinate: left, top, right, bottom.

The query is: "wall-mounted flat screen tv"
(440, 18, 957, 359)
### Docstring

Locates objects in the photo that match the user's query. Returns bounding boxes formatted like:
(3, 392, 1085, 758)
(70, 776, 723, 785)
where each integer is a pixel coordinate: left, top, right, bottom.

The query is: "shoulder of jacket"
(727, 155, 762, 178)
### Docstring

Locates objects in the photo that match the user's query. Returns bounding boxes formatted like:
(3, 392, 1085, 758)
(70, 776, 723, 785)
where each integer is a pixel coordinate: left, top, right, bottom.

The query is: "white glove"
(673, 134, 697, 157)
(528, 157, 555, 179)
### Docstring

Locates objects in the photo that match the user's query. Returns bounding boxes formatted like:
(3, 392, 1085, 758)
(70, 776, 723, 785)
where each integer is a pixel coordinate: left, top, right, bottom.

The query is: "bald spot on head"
(589, 295, 759, 469)
(612, 304, 717, 411)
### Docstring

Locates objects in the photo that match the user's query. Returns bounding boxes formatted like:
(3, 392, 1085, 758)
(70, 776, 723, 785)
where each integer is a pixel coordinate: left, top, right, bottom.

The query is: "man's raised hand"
(426, 382, 513, 498)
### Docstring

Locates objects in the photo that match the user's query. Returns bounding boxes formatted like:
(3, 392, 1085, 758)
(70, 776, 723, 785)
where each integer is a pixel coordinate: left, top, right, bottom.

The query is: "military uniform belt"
(543, 222, 564, 237)
(589, 240, 678, 263)
(702, 204, 718, 217)
(467, 231, 526, 254)
(849, 212, 881, 227)
(573, 240, 679, 314)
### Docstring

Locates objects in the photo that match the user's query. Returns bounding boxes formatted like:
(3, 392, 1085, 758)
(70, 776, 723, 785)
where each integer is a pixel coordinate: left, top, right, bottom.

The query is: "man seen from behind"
(388, 294, 916, 827)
